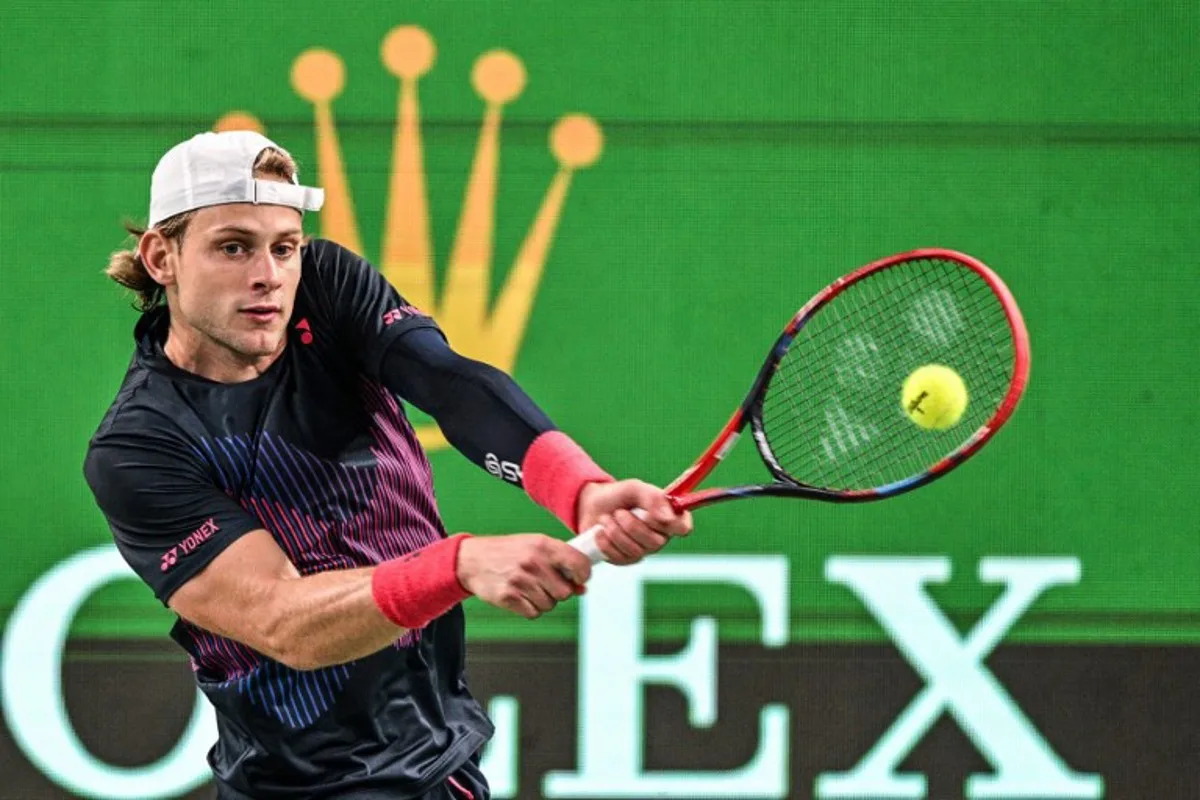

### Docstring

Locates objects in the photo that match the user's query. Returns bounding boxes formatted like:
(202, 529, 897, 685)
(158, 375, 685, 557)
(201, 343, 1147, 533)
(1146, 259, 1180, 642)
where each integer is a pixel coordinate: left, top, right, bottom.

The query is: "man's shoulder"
(89, 360, 189, 447)
(84, 360, 204, 498)
(302, 238, 363, 271)
(298, 238, 367, 304)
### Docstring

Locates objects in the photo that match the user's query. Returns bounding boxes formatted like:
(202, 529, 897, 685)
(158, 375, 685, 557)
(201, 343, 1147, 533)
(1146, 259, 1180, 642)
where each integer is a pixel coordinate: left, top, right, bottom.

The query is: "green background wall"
(1, 0, 1197, 645)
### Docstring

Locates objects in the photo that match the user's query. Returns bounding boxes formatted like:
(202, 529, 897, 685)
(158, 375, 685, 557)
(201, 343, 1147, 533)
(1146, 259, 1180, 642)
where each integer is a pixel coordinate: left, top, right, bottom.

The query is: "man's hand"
(575, 480, 694, 565)
(456, 534, 593, 619)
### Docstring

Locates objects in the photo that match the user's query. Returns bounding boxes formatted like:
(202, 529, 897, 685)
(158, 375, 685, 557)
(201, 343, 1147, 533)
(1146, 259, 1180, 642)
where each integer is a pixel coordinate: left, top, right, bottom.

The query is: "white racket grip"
(568, 507, 650, 564)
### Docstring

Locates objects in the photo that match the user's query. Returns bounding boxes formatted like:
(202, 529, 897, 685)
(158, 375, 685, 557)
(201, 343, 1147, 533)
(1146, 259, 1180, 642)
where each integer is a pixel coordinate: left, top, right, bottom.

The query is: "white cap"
(148, 130, 325, 226)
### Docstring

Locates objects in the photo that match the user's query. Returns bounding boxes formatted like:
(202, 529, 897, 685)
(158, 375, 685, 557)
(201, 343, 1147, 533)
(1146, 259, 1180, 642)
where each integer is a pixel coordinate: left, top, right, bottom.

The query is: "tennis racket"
(569, 247, 1030, 564)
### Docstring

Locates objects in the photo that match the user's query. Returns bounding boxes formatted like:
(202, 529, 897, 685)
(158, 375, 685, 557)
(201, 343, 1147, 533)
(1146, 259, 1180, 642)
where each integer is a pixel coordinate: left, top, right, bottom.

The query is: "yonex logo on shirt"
(160, 518, 220, 572)
(382, 306, 421, 327)
(295, 318, 314, 345)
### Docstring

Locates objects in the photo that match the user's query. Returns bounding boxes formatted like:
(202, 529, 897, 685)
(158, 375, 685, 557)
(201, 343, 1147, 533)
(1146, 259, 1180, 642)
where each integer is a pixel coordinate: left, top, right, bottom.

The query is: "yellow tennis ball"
(902, 364, 968, 430)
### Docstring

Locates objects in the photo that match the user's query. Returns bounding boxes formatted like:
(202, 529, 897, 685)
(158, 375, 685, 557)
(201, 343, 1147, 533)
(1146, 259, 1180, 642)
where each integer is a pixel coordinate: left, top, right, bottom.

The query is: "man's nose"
(249, 249, 284, 289)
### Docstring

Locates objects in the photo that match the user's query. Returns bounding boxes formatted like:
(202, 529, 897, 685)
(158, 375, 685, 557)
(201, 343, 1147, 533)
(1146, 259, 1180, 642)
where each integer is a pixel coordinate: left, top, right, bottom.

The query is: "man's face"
(169, 204, 304, 363)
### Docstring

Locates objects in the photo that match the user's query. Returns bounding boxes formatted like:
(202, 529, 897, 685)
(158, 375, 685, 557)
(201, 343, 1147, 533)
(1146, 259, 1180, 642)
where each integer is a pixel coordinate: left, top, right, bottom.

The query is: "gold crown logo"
(214, 25, 604, 451)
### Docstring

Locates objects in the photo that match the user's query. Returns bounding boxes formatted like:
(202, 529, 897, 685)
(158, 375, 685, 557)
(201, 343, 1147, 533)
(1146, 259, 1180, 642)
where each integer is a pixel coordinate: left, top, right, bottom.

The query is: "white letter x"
(817, 557, 1103, 799)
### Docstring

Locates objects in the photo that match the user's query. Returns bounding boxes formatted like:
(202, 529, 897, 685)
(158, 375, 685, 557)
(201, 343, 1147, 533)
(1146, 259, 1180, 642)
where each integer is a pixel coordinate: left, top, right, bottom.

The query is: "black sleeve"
(381, 327, 557, 487)
(307, 239, 441, 379)
(84, 430, 264, 604)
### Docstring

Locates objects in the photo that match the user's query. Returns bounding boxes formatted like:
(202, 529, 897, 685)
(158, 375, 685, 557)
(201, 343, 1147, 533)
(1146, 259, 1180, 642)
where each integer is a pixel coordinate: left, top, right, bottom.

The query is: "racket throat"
(715, 431, 741, 461)
(667, 417, 746, 496)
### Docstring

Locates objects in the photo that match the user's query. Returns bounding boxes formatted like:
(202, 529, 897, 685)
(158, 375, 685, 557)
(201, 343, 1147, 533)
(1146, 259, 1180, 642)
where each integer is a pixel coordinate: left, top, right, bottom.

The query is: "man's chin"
(230, 331, 286, 361)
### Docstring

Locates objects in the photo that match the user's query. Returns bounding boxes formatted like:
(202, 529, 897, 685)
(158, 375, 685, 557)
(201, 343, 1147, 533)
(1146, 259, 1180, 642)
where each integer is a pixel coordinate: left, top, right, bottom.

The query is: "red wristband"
(522, 431, 614, 533)
(371, 534, 472, 630)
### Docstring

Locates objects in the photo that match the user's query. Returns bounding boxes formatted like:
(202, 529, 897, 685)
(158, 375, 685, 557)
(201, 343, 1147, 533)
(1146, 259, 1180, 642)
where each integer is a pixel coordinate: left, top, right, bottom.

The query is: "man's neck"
(162, 321, 282, 384)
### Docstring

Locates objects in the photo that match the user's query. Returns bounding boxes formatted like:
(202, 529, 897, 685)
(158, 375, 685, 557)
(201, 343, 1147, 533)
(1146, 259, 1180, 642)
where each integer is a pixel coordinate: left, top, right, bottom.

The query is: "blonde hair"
(105, 147, 299, 311)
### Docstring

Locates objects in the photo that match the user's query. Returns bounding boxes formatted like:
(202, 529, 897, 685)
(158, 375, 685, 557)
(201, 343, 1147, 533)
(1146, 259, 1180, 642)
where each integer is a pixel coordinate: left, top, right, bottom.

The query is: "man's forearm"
(262, 537, 470, 671)
(262, 566, 404, 670)
(381, 329, 554, 479)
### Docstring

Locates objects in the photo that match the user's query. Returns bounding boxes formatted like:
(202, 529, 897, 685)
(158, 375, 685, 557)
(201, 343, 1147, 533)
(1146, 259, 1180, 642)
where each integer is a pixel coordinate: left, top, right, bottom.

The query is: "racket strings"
(826, 277, 1011, 487)
(830, 270, 965, 483)
(816, 266, 1011, 488)
(766, 266, 939, 470)
(760, 258, 1015, 490)
(792, 263, 1010, 487)
(769, 271, 944, 485)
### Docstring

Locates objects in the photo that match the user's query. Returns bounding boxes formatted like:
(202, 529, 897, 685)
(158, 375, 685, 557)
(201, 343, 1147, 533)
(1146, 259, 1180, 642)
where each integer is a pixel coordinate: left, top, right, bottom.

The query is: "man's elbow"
(258, 611, 328, 671)
(267, 641, 327, 671)
(260, 616, 380, 671)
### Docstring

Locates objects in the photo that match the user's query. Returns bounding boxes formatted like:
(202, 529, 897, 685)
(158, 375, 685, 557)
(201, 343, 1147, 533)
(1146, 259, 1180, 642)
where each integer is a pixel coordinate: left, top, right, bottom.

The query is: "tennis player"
(83, 130, 691, 799)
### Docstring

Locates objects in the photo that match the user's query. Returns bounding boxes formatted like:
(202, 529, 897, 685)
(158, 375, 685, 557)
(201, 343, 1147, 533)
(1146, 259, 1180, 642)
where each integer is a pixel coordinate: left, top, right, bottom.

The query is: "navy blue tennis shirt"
(83, 239, 567, 798)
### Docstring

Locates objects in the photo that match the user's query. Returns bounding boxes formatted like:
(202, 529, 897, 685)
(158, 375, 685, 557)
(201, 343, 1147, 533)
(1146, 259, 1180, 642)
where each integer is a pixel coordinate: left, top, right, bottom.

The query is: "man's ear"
(139, 230, 178, 287)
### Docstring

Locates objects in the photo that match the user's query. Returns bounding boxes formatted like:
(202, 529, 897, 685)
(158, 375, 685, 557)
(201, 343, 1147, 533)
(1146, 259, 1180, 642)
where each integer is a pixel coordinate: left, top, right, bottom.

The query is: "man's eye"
(273, 244, 296, 258)
(221, 243, 247, 256)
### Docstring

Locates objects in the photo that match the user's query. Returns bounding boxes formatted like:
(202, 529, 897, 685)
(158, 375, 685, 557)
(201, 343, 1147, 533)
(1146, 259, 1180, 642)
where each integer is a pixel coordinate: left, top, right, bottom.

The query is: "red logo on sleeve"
(160, 518, 220, 572)
(382, 305, 423, 327)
